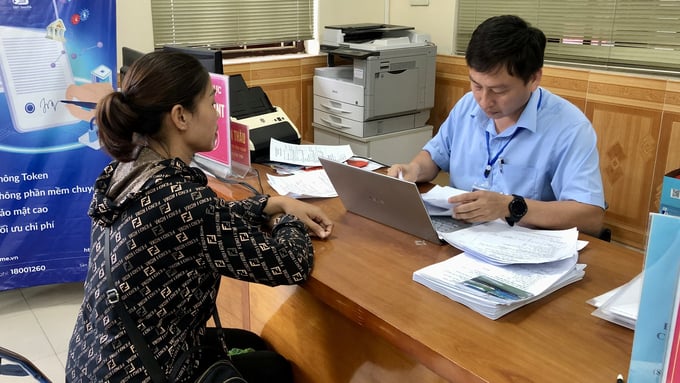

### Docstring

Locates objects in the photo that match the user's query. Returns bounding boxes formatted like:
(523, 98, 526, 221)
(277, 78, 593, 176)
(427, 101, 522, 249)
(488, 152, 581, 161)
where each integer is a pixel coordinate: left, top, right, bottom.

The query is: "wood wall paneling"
(221, 63, 252, 83)
(656, 80, 680, 212)
(541, 65, 589, 112)
(587, 103, 660, 248)
(654, 113, 680, 212)
(584, 73, 666, 249)
(301, 56, 327, 143)
(248, 60, 302, 138)
(300, 78, 315, 143)
(430, 56, 470, 133)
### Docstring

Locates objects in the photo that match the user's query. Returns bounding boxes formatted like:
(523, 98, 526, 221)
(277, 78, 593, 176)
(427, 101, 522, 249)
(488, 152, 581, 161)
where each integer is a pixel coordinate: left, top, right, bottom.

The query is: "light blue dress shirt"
(423, 87, 605, 208)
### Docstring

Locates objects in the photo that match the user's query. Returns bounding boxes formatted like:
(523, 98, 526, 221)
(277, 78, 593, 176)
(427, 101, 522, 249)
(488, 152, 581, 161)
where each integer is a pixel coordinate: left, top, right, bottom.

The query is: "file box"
(661, 168, 680, 216)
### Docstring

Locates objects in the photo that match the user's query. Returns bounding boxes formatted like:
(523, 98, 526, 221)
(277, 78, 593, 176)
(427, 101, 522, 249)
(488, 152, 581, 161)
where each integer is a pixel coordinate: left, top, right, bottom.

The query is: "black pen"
(60, 100, 98, 109)
(616, 373, 624, 383)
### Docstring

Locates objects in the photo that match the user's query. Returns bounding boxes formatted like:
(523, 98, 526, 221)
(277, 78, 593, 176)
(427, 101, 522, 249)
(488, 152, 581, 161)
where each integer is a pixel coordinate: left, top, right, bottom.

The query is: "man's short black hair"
(465, 15, 546, 84)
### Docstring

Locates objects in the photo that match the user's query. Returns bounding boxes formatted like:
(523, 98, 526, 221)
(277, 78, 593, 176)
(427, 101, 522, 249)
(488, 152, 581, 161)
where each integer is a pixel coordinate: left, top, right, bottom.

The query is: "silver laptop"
(320, 158, 471, 244)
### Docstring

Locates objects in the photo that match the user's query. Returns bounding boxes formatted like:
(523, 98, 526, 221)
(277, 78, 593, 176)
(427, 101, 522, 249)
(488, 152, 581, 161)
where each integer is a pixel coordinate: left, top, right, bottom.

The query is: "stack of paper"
(413, 221, 585, 320)
(588, 272, 642, 330)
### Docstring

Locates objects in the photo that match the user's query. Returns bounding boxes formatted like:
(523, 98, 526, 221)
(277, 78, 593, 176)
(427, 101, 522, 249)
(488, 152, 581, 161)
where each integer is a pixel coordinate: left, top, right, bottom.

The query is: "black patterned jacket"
(66, 148, 313, 382)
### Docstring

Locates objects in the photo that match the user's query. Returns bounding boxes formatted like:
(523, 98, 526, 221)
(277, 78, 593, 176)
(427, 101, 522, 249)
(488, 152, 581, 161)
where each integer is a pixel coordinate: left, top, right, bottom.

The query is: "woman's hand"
(265, 196, 334, 239)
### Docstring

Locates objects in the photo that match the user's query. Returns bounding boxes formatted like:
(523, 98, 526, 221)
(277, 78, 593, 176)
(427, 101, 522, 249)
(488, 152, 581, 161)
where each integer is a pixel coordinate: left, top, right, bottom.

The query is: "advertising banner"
(629, 213, 680, 382)
(0, 0, 116, 290)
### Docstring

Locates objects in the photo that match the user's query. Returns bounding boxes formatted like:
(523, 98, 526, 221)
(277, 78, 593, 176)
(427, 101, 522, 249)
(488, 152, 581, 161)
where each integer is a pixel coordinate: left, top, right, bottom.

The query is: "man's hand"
(448, 191, 512, 223)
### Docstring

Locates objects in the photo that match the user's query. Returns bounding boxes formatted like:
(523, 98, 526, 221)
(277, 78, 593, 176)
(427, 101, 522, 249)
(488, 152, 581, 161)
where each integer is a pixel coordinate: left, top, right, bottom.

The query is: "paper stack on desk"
(588, 272, 642, 330)
(413, 221, 585, 320)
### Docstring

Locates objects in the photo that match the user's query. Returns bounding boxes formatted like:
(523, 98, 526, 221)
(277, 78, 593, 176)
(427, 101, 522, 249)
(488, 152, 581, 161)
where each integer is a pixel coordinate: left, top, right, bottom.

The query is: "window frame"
(456, 1, 680, 77)
(150, 0, 314, 58)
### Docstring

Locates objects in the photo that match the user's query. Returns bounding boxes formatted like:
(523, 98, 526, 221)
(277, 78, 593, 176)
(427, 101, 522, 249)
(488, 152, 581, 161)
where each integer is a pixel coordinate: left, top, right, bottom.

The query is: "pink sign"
(229, 120, 251, 176)
(196, 73, 230, 167)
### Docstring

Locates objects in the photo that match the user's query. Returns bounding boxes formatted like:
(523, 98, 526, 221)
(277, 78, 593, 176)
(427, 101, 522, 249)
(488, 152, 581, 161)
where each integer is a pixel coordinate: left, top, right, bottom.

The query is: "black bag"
(103, 227, 247, 383)
(194, 360, 247, 383)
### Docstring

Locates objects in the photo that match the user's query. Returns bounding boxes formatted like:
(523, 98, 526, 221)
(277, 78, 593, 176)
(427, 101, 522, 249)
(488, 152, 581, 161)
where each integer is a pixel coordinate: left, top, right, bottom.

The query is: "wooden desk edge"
(206, 170, 640, 383)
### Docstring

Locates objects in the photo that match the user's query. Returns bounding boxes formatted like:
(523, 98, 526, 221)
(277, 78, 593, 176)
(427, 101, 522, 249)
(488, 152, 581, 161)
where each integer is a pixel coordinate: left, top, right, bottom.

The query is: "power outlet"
(410, 0, 429, 5)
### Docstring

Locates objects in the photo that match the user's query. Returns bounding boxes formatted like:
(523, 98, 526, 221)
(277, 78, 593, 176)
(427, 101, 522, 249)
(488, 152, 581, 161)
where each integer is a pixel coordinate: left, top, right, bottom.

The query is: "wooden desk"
(209, 166, 642, 383)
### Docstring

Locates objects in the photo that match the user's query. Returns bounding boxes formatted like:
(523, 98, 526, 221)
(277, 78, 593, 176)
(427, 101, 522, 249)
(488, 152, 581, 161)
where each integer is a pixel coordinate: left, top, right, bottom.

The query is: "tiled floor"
(0, 282, 84, 383)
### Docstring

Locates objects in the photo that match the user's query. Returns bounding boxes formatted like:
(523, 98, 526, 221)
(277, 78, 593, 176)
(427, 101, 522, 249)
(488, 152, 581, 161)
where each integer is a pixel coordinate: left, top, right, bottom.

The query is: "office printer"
(314, 24, 436, 138)
(229, 74, 300, 163)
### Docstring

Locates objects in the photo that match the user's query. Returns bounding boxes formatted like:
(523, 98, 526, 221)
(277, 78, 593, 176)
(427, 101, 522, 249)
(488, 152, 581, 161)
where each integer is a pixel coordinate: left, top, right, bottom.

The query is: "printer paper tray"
(313, 109, 416, 137)
(313, 95, 364, 121)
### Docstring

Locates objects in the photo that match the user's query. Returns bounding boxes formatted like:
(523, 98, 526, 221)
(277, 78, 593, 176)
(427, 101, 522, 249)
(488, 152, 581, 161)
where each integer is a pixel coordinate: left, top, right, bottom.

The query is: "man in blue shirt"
(388, 15, 605, 237)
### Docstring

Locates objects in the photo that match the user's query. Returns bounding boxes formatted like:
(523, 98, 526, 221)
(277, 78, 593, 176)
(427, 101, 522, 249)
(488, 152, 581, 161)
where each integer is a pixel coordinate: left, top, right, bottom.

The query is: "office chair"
(598, 227, 612, 242)
(598, 201, 612, 242)
(0, 346, 53, 382)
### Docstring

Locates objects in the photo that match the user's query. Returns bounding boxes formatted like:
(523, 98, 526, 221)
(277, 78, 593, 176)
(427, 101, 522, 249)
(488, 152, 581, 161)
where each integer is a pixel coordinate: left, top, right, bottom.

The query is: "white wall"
(316, 0, 458, 55)
(389, 1, 457, 55)
(317, 0, 386, 29)
(115, 0, 460, 70)
(116, 0, 154, 68)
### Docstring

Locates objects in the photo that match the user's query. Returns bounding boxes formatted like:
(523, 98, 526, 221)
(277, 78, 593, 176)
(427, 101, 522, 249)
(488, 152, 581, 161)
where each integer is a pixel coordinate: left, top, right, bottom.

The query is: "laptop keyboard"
(430, 216, 471, 233)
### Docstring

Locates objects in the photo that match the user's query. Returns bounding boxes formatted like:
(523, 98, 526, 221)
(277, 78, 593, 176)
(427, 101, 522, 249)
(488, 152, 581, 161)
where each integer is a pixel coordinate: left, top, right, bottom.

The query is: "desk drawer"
(314, 95, 365, 121)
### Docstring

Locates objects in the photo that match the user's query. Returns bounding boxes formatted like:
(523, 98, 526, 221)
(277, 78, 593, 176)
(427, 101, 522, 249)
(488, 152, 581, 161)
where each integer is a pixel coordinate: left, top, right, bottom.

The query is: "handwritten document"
(269, 138, 354, 167)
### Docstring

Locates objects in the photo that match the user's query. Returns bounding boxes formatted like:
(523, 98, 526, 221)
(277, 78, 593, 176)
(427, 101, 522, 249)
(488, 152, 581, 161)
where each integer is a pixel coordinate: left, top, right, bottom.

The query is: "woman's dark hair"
(465, 15, 546, 84)
(96, 51, 210, 162)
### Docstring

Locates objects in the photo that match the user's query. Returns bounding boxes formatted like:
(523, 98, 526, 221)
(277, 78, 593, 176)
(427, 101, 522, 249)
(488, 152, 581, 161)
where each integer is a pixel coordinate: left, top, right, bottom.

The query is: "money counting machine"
(229, 74, 300, 163)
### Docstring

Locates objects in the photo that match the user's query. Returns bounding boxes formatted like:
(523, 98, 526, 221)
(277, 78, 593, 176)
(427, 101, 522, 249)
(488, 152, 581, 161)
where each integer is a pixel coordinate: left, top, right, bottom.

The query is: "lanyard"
(482, 89, 541, 178)
(484, 129, 519, 178)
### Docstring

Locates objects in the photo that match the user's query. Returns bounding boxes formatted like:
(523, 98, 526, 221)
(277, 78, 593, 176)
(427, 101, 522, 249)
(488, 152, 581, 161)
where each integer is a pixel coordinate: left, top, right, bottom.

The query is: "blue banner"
(0, 0, 116, 290)
(629, 213, 680, 382)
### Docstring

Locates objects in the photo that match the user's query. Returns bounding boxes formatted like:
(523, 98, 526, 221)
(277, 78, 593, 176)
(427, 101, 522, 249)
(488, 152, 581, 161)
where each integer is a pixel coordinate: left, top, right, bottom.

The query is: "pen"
(616, 373, 624, 383)
(60, 100, 98, 109)
(397, 169, 404, 180)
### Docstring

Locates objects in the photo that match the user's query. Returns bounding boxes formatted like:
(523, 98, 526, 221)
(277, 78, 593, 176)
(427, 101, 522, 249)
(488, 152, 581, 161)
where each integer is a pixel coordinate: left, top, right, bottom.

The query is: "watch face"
(510, 195, 528, 217)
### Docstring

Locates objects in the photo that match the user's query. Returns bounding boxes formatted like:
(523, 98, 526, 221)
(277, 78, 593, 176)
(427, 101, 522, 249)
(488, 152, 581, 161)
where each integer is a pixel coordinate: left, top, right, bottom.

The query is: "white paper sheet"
(439, 220, 579, 265)
(268, 138, 354, 167)
(421, 184, 468, 215)
(266, 169, 337, 198)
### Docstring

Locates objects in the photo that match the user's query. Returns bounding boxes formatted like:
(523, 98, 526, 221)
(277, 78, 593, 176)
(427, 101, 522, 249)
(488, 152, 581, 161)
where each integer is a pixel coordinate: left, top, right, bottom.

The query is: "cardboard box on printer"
(661, 168, 680, 217)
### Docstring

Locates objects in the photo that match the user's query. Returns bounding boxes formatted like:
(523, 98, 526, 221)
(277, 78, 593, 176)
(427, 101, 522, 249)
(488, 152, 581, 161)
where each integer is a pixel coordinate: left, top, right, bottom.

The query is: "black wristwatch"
(505, 194, 527, 226)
